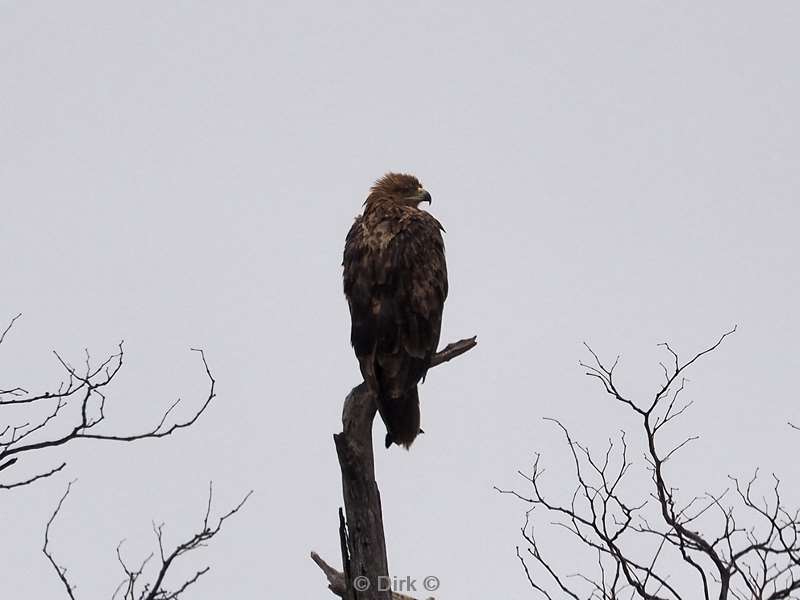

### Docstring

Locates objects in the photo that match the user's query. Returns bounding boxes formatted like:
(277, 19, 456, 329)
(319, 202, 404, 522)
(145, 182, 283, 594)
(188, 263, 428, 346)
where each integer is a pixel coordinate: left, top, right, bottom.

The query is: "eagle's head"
(365, 172, 432, 209)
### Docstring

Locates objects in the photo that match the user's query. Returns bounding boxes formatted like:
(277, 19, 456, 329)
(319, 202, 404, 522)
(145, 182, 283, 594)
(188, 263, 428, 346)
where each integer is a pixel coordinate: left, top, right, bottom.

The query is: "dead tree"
(498, 328, 800, 599)
(1, 313, 247, 597)
(312, 336, 477, 600)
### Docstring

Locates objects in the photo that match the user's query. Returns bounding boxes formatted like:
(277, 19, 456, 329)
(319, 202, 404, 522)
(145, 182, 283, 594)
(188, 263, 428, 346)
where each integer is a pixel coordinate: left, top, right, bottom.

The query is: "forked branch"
(498, 330, 800, 599)
(43, 481, 251, 600)
(0, 314, 216, 489)
(313, 335, 476, 600)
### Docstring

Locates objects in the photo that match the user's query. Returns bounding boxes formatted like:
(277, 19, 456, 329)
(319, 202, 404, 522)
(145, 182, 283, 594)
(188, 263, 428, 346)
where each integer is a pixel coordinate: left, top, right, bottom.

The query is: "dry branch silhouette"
(498, 327, 800, 600)
(2, 313, 247, 598)
(498, 329, 800, 600)
(43, 481, 251, 600)
(0, 314, 215, 489)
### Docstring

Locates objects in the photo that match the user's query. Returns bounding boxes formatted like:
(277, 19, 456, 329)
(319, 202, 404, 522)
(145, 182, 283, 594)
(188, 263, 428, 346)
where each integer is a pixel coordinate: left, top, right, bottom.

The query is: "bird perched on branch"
(343, 173, 448, 449)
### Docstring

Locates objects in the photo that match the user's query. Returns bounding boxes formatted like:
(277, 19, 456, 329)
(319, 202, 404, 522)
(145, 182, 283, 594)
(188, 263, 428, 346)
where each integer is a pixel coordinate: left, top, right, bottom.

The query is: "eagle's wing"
(385, 210, 448, 372)
(343, 214, 375, 360)
(343, 209, 447, 391)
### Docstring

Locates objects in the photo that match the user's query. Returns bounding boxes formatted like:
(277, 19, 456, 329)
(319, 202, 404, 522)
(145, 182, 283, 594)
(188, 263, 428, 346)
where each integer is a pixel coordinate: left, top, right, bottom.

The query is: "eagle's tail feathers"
(378, 386, 421, 450)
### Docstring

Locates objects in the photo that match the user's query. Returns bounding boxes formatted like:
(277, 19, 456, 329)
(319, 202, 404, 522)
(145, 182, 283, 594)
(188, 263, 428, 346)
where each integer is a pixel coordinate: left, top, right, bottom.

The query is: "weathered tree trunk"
(313, 337, 476, 600)
(334, 383, 390, 599)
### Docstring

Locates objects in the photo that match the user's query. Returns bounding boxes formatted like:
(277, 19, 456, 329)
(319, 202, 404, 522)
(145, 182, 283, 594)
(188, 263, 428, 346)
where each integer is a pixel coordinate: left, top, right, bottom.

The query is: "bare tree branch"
(0, 312, 22, 346)
(3, 314, 246, 600)
(44, 481, 251, 600)
(499, 329, 800, 599)
(310, 552, 435, 600)
(1, 462, 66, 490)
(429, 336, 478, 368)
(0, 315, 216, 488)
(43, 480, 78, 600)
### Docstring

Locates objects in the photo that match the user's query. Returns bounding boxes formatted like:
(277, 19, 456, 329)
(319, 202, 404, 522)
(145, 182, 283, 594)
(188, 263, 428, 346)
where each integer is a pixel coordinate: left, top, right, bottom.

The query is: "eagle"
(343, 173, 448, 449)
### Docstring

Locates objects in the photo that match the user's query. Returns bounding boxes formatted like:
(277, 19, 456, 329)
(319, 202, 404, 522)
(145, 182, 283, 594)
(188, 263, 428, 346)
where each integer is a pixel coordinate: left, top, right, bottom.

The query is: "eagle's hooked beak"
(413, 188, 432, 205)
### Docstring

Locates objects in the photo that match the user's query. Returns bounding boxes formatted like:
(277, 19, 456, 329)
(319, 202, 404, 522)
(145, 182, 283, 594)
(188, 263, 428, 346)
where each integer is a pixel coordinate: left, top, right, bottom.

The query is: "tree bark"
(315, 337, 477, 600)
(334, 381, 388, 599)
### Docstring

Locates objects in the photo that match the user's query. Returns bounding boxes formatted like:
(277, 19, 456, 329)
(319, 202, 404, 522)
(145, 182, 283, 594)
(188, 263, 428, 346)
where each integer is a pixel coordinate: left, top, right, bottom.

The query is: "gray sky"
(1, 1, 799, 598)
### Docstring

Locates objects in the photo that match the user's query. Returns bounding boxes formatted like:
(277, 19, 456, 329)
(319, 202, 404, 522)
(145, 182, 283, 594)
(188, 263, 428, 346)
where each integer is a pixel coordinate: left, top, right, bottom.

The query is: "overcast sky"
(2, 2, 799, 598)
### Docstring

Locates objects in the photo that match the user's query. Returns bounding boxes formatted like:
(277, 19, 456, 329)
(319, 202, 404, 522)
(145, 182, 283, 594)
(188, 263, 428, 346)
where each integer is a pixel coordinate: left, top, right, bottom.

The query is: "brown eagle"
(343, 173, 448, 449)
